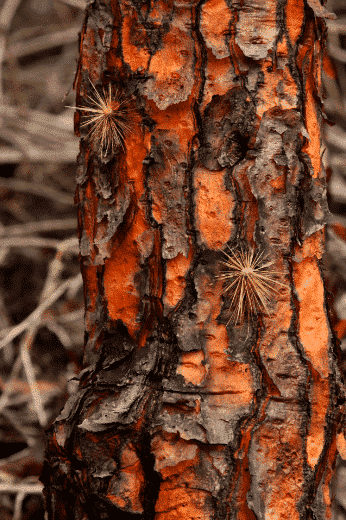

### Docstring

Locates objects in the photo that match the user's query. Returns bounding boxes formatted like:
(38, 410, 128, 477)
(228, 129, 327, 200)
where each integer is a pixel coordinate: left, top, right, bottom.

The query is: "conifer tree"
(42, 1, 346, 518)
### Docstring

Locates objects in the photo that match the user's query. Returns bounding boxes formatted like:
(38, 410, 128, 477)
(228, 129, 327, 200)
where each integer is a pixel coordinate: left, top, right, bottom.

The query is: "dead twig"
(0, 273, 82, 349)
(328, 43, 346, 63)
(0, 481, 43, 495)
(0, 218, 77, 236)
(5, 26, 80, 60)
(0, 104, 78, 162)
(45, 319, 73, 348)
(0, 145, 78, 163)
(58, 0, 87, 9)
(0, 355, 22, 416)
(12, 489, 26, 520)
(0, 0, 23, 32)
(325, 125, 346, 151)
(327, 17, 346, 34)
(0, 178, 74, 205)
(0, 237, 61, 249)
(20, 328, 48, 427)
(57, 308, 84, 323)
(0, 0, 23, 104)
(0, 482, 43, 493)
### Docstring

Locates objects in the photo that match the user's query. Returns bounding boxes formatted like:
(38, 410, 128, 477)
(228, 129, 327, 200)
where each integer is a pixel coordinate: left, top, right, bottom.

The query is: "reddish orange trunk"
(42, 1, 346, 519)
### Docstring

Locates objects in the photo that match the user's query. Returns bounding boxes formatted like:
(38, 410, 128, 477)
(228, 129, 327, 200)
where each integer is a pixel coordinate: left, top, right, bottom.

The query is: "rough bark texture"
(42, 1, 346, 519)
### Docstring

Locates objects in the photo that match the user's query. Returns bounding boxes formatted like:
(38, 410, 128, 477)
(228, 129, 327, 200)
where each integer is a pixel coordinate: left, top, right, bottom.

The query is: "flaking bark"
(42, 1, 346, 519)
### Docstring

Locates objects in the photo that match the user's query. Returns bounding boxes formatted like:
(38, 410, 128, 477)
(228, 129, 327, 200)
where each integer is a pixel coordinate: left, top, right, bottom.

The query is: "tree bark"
(42, 1, 346, 519)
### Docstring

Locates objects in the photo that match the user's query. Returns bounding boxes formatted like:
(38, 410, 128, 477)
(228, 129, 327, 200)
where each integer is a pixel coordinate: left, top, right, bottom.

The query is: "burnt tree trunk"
(42, 1, 346, 519)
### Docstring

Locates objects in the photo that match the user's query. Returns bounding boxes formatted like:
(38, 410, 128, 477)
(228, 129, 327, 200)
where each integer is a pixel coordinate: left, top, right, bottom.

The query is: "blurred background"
(0, 0, 345, 518)
(0, 0, 84, 518)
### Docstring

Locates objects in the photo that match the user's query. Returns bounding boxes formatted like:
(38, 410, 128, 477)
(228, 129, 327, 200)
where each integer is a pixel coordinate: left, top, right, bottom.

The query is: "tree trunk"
(42, 1, 346, 519)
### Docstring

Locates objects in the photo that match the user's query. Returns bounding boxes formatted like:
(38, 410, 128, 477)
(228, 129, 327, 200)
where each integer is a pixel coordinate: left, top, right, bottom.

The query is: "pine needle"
(69, 79, 134, 157)
(217, 246, 288, 325)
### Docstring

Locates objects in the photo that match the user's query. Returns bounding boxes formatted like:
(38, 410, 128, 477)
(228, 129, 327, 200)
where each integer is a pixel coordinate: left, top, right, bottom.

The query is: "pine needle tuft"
(217, 246, 288, 325)
(70, 79, 134, 158)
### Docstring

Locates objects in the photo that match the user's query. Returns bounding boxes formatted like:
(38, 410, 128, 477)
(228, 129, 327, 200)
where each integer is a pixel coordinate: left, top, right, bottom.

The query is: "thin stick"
(0, 178, 74, 205)
(5, 26, 80, 61)
(0, 237, 61, 249)
(1, 218, 77, 236)
(0, 483, 43, 493)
